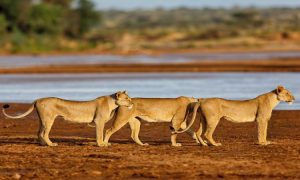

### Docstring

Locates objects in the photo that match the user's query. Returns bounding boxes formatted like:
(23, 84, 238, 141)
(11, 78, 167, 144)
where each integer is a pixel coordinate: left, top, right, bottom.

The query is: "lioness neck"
(110, 97, 119, 110)
(264, 91, 280, 109)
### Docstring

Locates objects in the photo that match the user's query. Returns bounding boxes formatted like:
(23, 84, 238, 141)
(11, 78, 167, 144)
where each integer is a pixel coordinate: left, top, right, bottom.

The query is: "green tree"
(42, 0, 73, 8)
(77, 0, 100, 35)
(28, 4, 64, 35)
(231, 10, 264, 28)
(0, 0, 31, 31)
(0, 0, 21, 24)
(0, 14, 7, 34)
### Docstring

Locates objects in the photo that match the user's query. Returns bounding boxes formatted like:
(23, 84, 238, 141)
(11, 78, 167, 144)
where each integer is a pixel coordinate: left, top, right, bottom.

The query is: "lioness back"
(200, 98, 258, 123)
(36, 97, 98, 123)
(133, 97, 193, 113)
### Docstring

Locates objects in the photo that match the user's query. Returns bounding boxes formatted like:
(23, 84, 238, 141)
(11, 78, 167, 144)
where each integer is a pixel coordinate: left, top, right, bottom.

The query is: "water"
(1, 51, 300, 68)
(0, 72, 299, 110)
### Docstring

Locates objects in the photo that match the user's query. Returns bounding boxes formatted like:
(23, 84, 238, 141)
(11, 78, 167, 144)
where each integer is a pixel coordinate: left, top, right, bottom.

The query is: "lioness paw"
(49, 143, 58, 147)
(258, 141, 272, 146)
(209, 142, 222, 146)
(97, 142, 111, 147)
(200, 141, 208, 146)
(192, 133, 198, 140)
(172, 143, 182, 147)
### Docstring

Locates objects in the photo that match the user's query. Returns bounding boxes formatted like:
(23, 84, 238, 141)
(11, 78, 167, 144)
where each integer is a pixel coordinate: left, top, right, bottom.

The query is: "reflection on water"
(1, 51, 300, 68)
(0, 73, 299, 110)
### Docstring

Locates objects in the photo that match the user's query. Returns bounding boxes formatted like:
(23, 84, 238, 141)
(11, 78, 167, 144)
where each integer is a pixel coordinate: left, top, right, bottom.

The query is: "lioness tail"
(2, 103, 35, 119)
(87, 122, 96, 127)
(172, 102, 200, 134)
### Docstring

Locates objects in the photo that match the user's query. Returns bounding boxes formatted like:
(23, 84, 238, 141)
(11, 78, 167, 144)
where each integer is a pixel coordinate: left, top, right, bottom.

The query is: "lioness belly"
(223, 115, 256, 123)
(133, 98, 191, 123)
(137, 115, 171, 122)
(62, 114, 94, 123)
(56, 105, 95, 123)
(220, 100, 257, 123)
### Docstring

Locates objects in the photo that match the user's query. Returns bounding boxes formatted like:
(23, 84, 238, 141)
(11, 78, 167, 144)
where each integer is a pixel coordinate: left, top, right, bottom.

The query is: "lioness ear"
(277, 85, 284, 94)
(116, 91, 121, 99)
(123, 90, 128, 95)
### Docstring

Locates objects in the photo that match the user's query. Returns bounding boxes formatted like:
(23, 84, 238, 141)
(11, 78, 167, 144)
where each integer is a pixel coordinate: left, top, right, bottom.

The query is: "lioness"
(103, 96, 203, 146)
(2, 91, 133, 147)
(195, 85, 295, 146)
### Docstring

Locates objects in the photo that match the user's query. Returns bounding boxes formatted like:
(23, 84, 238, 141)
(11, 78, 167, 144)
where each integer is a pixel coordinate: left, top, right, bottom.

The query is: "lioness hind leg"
(204, 117, 222, 146)
(181, 122, 200, 143)
(185, 129, 198, 142)
(37, 123, 47, 146)
(195, 122, 208, 146)
(36, 112, 46, 145)
(36, 111, 46, 145)
(129, 118, 148, 146)
(38, 112, 57, 147)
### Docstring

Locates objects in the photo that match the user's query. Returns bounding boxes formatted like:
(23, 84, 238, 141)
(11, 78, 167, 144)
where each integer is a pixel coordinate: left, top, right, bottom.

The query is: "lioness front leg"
(257, 116, 271, 145)
(95, 116, 111, 147)
(129, 118, 148, 146)
(171, 118, 185, 147)
(104, 106, 133, 144)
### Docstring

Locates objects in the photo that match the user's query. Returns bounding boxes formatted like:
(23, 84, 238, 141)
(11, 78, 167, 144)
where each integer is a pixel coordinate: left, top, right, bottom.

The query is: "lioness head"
(276, 85, 295, 104)
(115, 91, 133, 108)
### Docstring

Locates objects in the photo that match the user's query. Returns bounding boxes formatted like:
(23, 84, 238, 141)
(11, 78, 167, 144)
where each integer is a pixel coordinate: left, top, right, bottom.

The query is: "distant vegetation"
(0, 0, 100, 53)
(0, 1, 300, 54)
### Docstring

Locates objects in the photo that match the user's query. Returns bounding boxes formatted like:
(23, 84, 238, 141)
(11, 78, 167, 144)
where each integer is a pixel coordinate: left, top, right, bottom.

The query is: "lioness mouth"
(288, 101, 294, 105)
(127, 104, 133, 109)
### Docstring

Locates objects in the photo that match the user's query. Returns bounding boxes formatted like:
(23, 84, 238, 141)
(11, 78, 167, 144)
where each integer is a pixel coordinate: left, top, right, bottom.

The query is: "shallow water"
(1, 51, 300, 68)
(0, 72, 299, 110)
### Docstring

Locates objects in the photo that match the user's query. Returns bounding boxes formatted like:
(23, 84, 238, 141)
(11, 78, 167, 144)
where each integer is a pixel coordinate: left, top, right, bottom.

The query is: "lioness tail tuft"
(3, 104, 10, 109)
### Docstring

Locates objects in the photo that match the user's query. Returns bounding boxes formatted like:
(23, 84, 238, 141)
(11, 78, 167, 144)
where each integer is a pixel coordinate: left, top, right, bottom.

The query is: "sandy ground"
(0, 103, 299, 179)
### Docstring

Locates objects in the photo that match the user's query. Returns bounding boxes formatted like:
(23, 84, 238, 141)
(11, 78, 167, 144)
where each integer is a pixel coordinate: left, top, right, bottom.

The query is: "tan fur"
(2, 91, 133, 147)
(103, 96, 204, 146)
(195, 86, 295, 146)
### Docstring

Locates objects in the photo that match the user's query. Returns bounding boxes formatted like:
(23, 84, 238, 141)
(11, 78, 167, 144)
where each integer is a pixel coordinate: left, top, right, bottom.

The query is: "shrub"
(28, 4, 64, 35)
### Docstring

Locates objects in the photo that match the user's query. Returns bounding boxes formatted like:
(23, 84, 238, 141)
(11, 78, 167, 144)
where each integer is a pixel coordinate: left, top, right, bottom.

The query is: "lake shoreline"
(1, 47, 300, 57)
(1, 58, 300, 74)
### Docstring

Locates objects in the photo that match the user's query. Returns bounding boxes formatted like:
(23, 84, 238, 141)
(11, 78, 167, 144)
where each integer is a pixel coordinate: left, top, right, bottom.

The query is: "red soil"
(0, 103, 299, 179)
